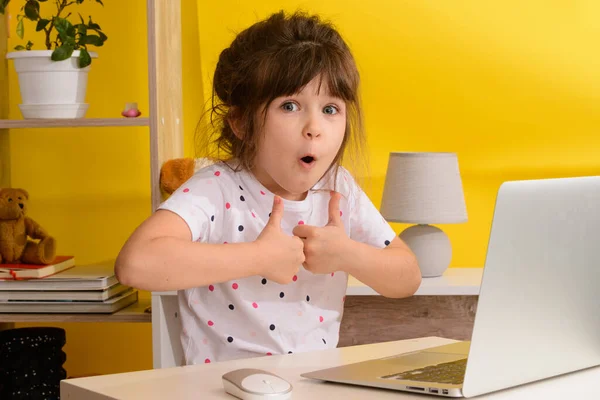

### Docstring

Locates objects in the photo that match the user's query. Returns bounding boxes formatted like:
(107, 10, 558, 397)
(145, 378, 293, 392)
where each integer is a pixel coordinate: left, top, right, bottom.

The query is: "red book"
(0, 256, 75, 280)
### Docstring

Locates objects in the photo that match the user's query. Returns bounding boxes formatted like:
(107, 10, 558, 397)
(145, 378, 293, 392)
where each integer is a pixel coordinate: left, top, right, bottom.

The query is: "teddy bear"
(0, 188, 56, 265)
(160, 157, 212, 195)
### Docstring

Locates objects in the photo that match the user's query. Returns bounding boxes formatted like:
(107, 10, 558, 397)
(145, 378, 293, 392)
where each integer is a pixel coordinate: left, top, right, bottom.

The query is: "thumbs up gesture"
(255, 196, 304, 284)
(292, 191, 351, 275)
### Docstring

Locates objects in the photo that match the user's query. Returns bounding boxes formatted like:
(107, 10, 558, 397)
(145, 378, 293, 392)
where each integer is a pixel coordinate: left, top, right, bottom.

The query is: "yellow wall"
(6, 0, 600, 376)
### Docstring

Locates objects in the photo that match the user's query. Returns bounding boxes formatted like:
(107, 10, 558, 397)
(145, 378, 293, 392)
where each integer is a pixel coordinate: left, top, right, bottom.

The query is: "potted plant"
(0, 0, 107, 119)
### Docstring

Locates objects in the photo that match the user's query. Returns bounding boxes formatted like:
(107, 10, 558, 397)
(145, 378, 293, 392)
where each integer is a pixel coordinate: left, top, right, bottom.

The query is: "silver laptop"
(302, 176, 600, 397)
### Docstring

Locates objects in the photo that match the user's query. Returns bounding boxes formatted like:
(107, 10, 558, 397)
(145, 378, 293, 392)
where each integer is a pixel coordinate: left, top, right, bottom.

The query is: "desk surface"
(152, 267, 483, 298)
(61, 336, 598, 399)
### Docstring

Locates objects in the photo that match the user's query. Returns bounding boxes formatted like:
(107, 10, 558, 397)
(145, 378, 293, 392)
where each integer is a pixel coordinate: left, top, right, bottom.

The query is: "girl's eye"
(281, 102, 298, 112)
(323, 105, 338, 115)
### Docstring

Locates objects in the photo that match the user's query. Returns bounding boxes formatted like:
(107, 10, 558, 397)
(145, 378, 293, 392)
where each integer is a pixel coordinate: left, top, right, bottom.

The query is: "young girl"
(116, 10, 420, 365)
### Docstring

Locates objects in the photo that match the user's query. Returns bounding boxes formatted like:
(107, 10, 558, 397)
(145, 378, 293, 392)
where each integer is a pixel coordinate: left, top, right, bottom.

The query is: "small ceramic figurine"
(122, 102, 142, 118)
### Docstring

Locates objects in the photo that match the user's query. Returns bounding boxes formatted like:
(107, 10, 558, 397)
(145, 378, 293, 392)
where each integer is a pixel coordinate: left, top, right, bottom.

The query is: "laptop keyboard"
(381, 358, 467, 385)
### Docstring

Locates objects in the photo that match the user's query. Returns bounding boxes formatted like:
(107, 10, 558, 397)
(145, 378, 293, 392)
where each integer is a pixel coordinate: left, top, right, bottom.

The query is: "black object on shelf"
(0, 327, 67, 400)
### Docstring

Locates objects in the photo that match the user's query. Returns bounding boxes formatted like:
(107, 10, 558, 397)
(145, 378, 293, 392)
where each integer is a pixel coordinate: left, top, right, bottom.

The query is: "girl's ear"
(227, 107, 244, 139)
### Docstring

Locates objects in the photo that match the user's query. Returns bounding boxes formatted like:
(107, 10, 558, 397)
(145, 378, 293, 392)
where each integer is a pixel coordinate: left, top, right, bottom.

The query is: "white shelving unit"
(0, 0, 184, 323)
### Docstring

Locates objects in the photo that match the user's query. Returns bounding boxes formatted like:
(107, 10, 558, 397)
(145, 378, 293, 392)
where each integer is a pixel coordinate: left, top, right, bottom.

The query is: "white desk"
(151, 268, 483, 369)
(61, 336, 598, 399)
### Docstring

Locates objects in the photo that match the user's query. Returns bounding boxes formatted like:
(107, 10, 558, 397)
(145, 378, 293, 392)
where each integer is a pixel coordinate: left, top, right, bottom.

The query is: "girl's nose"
(304, 130, 321, 139)
(303, 114, 323, 139)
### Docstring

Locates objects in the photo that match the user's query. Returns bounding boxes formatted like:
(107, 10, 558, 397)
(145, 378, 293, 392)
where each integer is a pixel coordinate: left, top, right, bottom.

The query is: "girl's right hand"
(255, 196, 304, 284)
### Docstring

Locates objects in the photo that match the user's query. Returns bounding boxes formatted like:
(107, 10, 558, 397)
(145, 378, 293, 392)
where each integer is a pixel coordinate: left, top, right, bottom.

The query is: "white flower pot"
(6, 50, 98, 119)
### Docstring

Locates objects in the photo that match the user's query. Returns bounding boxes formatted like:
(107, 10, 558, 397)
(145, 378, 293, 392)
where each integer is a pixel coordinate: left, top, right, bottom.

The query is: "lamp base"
(399, 224, 451, 278)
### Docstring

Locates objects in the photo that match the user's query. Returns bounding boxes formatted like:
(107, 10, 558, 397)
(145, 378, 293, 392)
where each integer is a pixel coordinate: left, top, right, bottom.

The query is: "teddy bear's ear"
(160, 158, 196, 195)
(16, 189, 29, 199)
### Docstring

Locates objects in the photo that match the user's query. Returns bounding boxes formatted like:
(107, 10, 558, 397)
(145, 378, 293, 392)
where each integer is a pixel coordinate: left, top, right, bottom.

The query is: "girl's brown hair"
(196, 10, 368, 188)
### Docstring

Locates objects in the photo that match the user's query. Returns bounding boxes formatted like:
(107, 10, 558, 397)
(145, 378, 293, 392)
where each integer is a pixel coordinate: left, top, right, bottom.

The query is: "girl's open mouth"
(299, 155, 316, 169)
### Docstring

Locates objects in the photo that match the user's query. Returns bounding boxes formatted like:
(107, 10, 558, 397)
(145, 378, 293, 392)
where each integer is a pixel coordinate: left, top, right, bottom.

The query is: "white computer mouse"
(222, 368, 293, 400)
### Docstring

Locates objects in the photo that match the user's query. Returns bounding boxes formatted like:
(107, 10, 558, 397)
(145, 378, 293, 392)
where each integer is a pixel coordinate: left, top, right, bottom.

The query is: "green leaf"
(76, 24, 87, 35)
(79, 48, 92, 68)
(14, 45, 26, 51)
(38, 0, 48, 2)
(16, 19, 24, 39)
(25, 40, 33, 50)
(36, 19, 50, 31)
(95, 0, 104, 5)
(0, 0, 9, 14)
(87, 17, 101, 30)
(24, 0, 40, 21)
(76, 0, 84, 3)
(51, 43, 74, 61)
(81, 34, 103, 46)
(54, 17, 75, 42)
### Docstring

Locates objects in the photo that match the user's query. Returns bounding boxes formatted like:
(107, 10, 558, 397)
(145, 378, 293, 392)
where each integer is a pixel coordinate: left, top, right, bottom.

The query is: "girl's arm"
(115, 210, 265, 291)
(341, 236, 422, 299)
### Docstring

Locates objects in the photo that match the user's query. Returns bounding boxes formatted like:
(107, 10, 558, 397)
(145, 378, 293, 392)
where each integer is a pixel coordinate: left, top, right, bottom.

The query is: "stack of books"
(0, 258, 137, 314)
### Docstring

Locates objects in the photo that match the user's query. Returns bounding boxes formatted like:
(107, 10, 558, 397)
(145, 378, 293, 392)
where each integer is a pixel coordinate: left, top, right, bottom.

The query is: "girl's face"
(251, 77, 347, 201)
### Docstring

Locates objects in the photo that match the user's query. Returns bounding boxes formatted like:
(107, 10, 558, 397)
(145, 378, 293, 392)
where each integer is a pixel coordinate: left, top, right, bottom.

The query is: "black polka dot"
(240, 195, 245, 201)
(238, 225, 244, 232)
(229, 304, 234, 310)
(211, 215, 215, 222)
(269, 212, 271, 217)
(279, 292, 285, 298)
(261, 278, 267, 285)
(269, 324, 276, 331)
(239, 185, 244, 191)
(288, 351, 293, 354)
(227, 336, 234, 343)
(306, 295, 310, 302)
(384, 240, 390, 246)
(322, 338, 327, 344)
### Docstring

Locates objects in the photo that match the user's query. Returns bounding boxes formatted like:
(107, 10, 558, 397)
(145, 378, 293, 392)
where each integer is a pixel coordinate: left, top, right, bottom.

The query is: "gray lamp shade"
(380, 152, 468, 224)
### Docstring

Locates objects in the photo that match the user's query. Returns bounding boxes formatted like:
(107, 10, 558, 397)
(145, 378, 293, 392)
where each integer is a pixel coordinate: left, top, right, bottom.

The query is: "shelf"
(0, 117, 150, 129)
(0, 297, 151, 323)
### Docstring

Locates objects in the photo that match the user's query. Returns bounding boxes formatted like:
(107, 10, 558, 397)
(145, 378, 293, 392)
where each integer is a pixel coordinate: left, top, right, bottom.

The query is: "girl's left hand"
(292, 191, 351, 275)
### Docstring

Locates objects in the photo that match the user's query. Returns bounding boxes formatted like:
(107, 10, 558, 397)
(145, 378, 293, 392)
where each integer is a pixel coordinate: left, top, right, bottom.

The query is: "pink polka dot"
(298, 220, 305, 225)
(208, 320, 214, 326)
(292, 275, 298, 282)
(232, 283, 239, 290)
(214, 171, 221, 176)
(260, 190, 265, 195)
(266, 352, 272, 356)
(252, 302, 258, 308)
(340, 210, 343, 216)
(226, 202, 231, 209)
(331, 272, 335, 277)
(208, 285, 214, 292)
(223, 241, 228, 244)
(343, 296, 346, 302)
(183, 188, 189, 193)
(319, 316, 324, 323)
(251, 212, 256, 218)
(205, 358, 211, 363)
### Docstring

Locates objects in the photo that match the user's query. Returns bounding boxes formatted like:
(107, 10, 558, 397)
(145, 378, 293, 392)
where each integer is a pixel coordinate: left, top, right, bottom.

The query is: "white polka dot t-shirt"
(157, 161, 396, 365)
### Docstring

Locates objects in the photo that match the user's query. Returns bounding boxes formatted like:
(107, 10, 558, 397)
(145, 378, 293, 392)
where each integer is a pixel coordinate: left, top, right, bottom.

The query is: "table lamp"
(380, 152, 468, 277)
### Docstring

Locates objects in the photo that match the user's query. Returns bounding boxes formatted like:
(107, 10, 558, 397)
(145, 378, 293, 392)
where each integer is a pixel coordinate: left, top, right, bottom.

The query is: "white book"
(0, 260, 118, 291)
(0, 289, 138, 314)
(0, 282, 130, 301)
